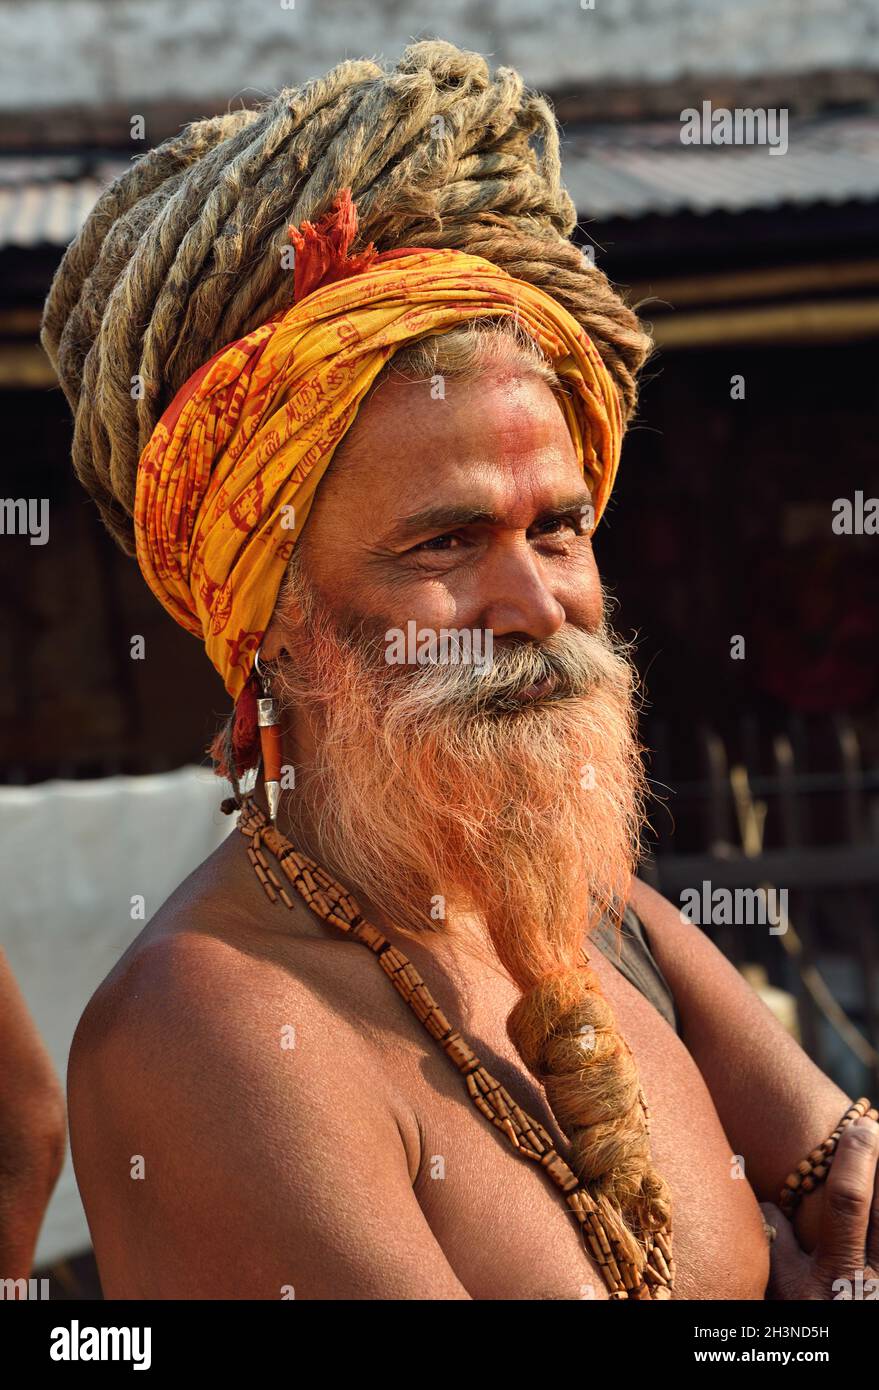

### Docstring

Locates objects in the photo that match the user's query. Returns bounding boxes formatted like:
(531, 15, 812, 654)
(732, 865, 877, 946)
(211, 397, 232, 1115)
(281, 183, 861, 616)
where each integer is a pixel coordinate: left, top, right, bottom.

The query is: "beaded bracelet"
(778, 1096, 879, 1219)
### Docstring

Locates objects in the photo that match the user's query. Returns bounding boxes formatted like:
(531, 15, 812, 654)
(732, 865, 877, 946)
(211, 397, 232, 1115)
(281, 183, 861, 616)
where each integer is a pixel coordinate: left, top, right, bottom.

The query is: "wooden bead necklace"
(235, 790, 674, 1298)
(234, 661, 873, 1298)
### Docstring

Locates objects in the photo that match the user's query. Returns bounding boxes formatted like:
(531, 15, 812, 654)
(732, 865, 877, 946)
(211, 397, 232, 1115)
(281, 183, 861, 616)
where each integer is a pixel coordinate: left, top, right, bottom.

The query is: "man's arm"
(68, 931, 472, 1299)
(0, 950, 67, 1280)
(627, 877, 853, 1253)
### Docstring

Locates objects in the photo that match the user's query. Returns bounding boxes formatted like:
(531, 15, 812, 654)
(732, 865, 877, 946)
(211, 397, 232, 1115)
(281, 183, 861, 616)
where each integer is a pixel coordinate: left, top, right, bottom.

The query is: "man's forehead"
(331, 371, 585, 524)
(350, 368, 572, 457)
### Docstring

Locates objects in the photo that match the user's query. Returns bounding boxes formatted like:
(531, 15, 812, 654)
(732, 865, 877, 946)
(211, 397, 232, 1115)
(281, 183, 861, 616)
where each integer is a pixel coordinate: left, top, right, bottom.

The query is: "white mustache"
(352, 622, 635, 716)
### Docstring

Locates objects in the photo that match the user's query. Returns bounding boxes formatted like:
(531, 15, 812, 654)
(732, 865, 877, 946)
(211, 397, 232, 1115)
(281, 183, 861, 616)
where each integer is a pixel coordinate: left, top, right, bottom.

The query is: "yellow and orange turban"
(134, 187, 623, 719)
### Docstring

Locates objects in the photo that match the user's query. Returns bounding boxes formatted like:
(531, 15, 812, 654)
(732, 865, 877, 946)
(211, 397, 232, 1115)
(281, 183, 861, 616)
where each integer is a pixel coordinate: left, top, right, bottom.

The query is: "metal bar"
(653, 846, 879, 893)
(834, 714, 865, 845)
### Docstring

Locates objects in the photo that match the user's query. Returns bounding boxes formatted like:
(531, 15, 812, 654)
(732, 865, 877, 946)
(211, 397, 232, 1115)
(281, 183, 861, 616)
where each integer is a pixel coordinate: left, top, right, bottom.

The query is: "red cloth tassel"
(207, 674, 262, 781)
(288, 185, 437, 305)
(289, 186, 382, 304)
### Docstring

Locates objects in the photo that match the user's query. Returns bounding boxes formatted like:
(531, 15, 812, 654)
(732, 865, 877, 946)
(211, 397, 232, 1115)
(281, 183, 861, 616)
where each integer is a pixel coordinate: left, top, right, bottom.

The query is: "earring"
(253, 645, 283, 824)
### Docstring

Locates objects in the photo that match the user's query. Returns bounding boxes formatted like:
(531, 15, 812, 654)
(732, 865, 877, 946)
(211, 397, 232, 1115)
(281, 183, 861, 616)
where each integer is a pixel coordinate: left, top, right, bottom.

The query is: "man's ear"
(261, 588, 304, 663)
(260, 631, 284, 663)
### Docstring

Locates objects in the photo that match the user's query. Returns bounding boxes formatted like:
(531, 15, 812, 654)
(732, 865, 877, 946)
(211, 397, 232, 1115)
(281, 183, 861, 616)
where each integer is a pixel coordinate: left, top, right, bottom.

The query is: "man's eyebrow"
(381, 489, 595, 546)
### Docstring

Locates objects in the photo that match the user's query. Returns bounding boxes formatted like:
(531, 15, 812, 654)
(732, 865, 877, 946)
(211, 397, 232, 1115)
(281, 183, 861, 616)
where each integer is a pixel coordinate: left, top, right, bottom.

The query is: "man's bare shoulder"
(67, 824, 429, 1187)
(65, 872, 473, 1296)
(69, 843, 388, 1079)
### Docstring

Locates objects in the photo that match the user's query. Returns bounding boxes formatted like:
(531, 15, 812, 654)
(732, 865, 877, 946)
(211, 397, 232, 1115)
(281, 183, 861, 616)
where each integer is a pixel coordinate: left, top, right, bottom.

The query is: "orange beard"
(269, 569, 649, 993)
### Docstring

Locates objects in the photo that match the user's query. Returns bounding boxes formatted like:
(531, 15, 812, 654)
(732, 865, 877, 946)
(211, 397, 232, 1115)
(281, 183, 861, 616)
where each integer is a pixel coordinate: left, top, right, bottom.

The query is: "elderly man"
(43, 42, 877, 1300)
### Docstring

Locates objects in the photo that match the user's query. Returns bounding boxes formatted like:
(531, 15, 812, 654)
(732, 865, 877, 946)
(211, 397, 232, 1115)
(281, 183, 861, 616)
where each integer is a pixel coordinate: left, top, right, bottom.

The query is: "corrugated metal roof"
(0, 178, 108, 248)
(0, 156, 128, 249)
(1, 112, 878, 249)
(562, 112, 879, 219)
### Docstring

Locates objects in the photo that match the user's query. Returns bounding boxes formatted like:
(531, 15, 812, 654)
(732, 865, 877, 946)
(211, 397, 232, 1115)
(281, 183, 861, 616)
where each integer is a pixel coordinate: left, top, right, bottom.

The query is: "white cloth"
(0, 766, 238, 1266)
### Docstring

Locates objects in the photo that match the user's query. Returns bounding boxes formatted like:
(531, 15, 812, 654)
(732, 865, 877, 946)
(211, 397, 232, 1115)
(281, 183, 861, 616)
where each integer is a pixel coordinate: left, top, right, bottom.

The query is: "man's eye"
(411, 514, 589, 554)
(538, 514, 590, 538)
(413, 532, 460, 552)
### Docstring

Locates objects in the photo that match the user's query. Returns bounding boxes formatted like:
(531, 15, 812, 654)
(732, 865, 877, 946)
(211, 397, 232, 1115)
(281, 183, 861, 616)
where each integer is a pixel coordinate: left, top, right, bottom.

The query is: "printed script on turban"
(133, 188, 623, 703)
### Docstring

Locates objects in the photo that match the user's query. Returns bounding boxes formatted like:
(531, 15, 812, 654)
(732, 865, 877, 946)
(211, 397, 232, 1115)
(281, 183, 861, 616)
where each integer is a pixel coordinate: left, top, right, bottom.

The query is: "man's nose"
(473, 541, 569, 642)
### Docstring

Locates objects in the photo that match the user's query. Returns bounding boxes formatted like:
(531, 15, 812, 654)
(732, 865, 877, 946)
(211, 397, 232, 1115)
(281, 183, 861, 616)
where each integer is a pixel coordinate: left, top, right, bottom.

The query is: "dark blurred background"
(0, 0, 877, 1295)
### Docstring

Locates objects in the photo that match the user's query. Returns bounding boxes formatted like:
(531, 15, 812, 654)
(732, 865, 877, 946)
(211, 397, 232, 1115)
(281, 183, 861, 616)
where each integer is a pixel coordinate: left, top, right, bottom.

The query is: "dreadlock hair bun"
(41, 37, 652, 557)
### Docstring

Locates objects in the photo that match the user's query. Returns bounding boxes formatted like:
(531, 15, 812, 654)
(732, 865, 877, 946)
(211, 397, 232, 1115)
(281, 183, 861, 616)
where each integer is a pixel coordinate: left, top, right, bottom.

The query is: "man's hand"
(761, 1116, 879, 1299)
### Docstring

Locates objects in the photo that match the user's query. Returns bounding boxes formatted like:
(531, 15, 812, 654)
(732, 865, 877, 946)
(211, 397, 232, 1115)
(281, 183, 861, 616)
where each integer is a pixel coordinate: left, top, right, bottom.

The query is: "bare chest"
(371, 947, 771, 1301)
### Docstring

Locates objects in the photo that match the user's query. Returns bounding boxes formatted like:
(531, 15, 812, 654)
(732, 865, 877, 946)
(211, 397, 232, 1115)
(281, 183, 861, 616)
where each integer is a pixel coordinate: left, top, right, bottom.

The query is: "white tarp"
(0, 766, 237, 1267)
